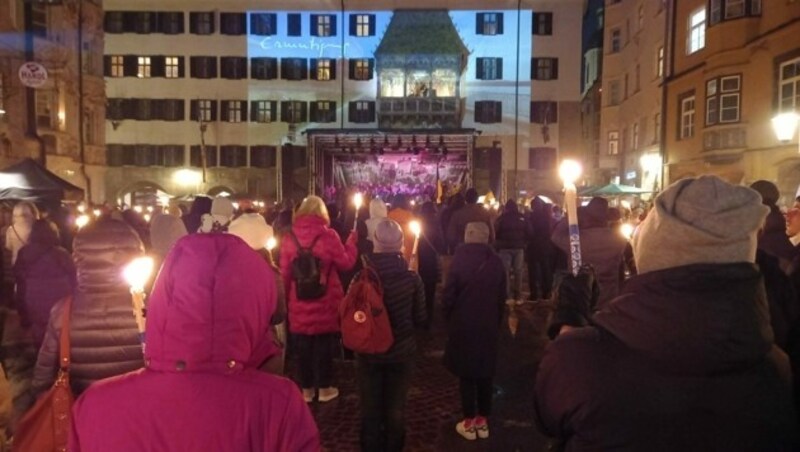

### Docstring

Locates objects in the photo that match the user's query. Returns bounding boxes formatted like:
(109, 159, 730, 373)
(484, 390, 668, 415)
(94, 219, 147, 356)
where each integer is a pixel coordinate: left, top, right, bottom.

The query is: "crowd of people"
(0, 174, 799, 450)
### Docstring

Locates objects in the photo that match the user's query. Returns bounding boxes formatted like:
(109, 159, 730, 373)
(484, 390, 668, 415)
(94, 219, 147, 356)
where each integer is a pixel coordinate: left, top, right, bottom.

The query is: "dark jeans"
(459, 377, 493, 418)
(422, 276, 437, 329)
(528, 256, 553, 300)
(294, 333, 336, 389)
(358, 358, 413, 452)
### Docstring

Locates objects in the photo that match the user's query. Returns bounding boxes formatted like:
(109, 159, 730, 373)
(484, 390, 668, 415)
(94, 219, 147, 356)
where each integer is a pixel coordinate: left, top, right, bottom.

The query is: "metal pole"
(77, 0, 92, 203)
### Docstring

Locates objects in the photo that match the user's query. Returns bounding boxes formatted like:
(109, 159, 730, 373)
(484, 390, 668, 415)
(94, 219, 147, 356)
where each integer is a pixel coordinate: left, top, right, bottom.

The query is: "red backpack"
(340, 262, 394, 354)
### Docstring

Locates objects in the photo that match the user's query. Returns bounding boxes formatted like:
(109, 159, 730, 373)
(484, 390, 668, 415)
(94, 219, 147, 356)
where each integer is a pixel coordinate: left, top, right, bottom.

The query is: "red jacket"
(280, 215, 357, 335)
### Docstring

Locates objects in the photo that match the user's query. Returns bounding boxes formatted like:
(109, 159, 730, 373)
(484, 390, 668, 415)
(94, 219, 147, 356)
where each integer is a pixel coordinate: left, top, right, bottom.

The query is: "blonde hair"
(295, 195, 330, 224)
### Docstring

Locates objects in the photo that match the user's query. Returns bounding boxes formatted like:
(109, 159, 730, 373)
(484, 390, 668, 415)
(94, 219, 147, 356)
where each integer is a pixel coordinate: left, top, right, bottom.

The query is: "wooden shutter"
(348, 102, 357, 122)
(496, 58, 503, 79)
(123, 55, 137, 77)
(190, 100, 199, 121)
(476, 57, 484, 79)
(280, 101, 290, 122)
(249, 101, 258, 122)
(267, 58, 278, 79)
(310, 102, 319, 122)
(300, 102, 308, 122)
(309, 59, 319, 80)
(368, 14, 376, 36)
(269, 14, 277, 34)
(330, 15, 337, 36)
(348, 59, 356, 80)
(178, 57, 185, 77)
(367, 59, 374, 80)
(310, 14, 319, 36)
(151, 56, 165, 77)
(189, 12, 198, 33)
(497, 13, 504, 34)
(330, 60, 336, 80)
(349, 14, 357, 36)
(288, 14, 301, 36)
(493, 101, 502, 123)
(103, 56, 112, 76)
(476, 13, 485, 34)
(240, 101, 248, 122)
(552, 59, 559, 79)
(367, 102, 375, 122)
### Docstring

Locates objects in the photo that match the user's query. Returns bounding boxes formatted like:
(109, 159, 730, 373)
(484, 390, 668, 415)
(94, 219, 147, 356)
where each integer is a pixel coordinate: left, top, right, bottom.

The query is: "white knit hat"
(373, 219, 404, 253)
(632, 175, 768, 274)
(465, 222, 490, 244)
(228, 213, 274, 250)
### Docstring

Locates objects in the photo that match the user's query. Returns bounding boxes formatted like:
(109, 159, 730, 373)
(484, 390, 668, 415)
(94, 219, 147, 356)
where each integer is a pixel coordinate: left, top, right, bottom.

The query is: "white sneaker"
(318, 387, 339, 402)
(302, 388, 314, 403)
(455, 419, 477, 440)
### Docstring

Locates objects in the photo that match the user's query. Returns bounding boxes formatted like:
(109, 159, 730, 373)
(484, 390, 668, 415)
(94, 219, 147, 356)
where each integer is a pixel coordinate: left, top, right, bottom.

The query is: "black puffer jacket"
(535, 263, 799, 451)
(494, 204, 530, 250)
(30, 219, 145, 397)
(359, 253, 426, 363)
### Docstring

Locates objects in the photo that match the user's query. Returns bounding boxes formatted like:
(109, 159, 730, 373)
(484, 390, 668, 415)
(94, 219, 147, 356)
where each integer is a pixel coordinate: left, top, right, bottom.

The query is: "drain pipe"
(513, 0, 521, 201)
(340, 0, 346, 130)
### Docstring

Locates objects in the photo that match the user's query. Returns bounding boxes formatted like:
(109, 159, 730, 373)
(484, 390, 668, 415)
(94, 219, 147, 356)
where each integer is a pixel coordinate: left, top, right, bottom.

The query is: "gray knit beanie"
(373, 219, 404, 253)
(631, 175, 768, 274)
(464, 222, 490, 244)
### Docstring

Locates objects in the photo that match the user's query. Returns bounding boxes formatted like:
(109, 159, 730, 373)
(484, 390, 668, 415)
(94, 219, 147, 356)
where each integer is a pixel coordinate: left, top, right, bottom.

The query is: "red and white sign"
(18, 62, 48, 88)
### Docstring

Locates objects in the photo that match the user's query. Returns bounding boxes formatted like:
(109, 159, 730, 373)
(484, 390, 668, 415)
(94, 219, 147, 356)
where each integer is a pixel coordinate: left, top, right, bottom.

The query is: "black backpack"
(289, 232, 329, 301)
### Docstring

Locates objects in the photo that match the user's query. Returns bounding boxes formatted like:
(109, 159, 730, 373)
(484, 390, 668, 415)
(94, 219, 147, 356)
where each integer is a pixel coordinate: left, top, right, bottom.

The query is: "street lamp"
(772, 112, 800, 152)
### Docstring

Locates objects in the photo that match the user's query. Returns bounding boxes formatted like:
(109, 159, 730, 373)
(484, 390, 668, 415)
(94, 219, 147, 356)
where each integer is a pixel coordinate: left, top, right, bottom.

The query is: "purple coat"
(69, 234, 319, 452)
(280, 215, 357, 335)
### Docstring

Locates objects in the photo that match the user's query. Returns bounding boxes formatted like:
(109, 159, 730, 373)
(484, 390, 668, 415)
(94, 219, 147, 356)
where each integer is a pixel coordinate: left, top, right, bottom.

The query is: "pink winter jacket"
(69, 234, 320, 452)
(280, 215, 358, 335)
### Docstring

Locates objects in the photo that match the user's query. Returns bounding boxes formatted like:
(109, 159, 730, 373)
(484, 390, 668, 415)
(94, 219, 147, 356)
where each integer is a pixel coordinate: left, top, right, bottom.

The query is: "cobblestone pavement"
(295, 300, 555, 452)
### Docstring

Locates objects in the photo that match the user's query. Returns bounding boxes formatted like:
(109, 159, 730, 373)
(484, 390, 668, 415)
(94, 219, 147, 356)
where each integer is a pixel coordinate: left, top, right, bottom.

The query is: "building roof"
(375, 10, 469, 56)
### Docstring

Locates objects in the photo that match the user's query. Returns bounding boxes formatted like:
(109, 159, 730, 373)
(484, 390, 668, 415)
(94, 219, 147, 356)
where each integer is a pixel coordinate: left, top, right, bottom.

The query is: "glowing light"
(409, 220, 421, 237)
(559, 160, 583, 185)
(133, 206, 143, 214)
(173, 169, 202, 186)
(772, 112, 800, 142)
(77, 204, 86, 213)
(620, 200, 631, 210)
(353, 192, 364, 209)
(620, 223, 634, 240)
(75, 215, 90, 229)
(266, 237, 277, 251)
(92, 209, 101, 217)
(146, 206, 154, 213)
(232, 202, 240, 210)
(640, 154, 663, 172)
(122, 257, 155, 293)
(143, 213, 151, 222)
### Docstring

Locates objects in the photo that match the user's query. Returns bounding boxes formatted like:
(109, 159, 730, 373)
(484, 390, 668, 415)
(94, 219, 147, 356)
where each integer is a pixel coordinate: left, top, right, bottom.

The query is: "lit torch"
(75, 214, 90, 230)
(353, 192, 364, 229)
(559, 159, 583, 276)
(123, 256, 155, 345)
(409, 220, 421, 272)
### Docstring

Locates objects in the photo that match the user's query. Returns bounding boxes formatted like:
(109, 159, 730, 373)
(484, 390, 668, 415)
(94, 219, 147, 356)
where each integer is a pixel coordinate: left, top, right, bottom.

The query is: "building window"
(35, 89, 53, 128)
(349, 59, 373, 81)
(351, 14, 375, 37)
(220, 145, 248, 168)
(687, 8, 706, 54)
(706, 75, 741, 125)
(110, 55, 124, 77)
(638, 4, 645, 29)
(190, 99, 216, 122)
(288, 14, 301, 36)
(190, 12, 215, 35)
(311, 101, 336, 123)
(532, 58, 559, 80)
(251, 57, 278, 80)
(281, 100, 308, 123)
(609, 80, 621, 105)
(250, 146, 277, 168)
(133, 99, 152, 121)
(533, 12, 553, 35)
(610, 29, 621, 53)
(281, 58, 308, 80)
(349, 101, 375, 123)
(633, 122, 640, 150)
(190, 56, 217, 79)
(159, 99, 185, 121)
(221, 57, 247, 79)
(779, 57, 800, 112)
(656, 46, 665, 78)
(157, 12, 184, 34)
(220, 13, 246, 35)
(250, 13, 277, 36)
(475, 100, 502, 124)
(710, 0, 762, 25)
(608, 131, 619, 155)
(312, 14, 336, 37)
(530, 101, 557, 124)
(156, 145, 184, 167)
(312, 59, 334, 81)
(134, 12, 154, 34)
(105, 11, 124, 34)
(475, 57, 502, 80)
(654, 113, 661, 143)
(680, 94, 696, 139)
(221, 100, 246, 123)
(477, 12, 503, 35)
(190, 145, 218, 167)
(251, 100, 276, 123)
(529, 147, 556, 170)
(165, 57, 180, 78)
(137, 56, 151, 78)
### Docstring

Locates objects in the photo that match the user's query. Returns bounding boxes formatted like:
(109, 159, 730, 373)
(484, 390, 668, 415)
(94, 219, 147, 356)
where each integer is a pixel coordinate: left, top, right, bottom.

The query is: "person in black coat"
(181, 196, 212, 234)
(526, 197, 555, 301)
(419, 202, 446, 329)
(442, 222, 507, 441)
(536, 176, 799, 450)
(494, 200, 530, 303)
(750, 180, 796, 272)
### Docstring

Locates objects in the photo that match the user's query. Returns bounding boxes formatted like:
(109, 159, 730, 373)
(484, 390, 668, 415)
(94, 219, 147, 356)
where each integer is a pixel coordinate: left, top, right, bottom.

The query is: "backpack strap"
(289, 230, 323, 252)
(59, 296, 73, 371)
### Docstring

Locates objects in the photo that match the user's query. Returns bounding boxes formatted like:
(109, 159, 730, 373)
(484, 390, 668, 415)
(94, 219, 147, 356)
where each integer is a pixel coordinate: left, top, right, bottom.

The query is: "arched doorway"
(117, 181, 170, 207)
(206, 185, 236, 197)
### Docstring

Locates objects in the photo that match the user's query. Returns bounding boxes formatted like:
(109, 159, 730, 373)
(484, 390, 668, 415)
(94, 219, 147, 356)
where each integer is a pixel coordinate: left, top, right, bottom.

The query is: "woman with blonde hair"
(5, 201, 40, 265)
(280, 195, 357, 403)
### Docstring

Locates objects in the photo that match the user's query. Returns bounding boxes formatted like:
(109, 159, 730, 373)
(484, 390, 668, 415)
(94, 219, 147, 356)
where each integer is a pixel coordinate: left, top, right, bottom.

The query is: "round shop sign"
(18, 62, 48, 88)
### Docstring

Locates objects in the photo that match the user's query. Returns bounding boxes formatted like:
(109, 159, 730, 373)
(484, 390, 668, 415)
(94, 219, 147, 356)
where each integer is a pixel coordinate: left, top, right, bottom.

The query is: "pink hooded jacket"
(280, 215, 358, 335)
(69, 234, 320, 452)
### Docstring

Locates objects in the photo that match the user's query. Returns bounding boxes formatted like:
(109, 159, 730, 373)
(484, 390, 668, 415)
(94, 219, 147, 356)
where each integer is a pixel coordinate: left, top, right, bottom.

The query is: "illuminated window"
(313, 14, 335, 37)
(137, 56, 151, 78)
(354, 14, 373, 37)
(687, 8, 706, 54)
(680, 94, 696, 139)
(633, 122, 640, 150)
(351, 59, 372, 81)
(477, 12, 503, 36)
(532, 58, 558, 80)
(314, 59, 333, 81)
(608, 131, 619, 155)
(656, 46, 664, 78)
(705, 75, 741, 125)
(165, 57, 180, 78)
(779, 57, 800, 112)
(111, 55, 124, 77)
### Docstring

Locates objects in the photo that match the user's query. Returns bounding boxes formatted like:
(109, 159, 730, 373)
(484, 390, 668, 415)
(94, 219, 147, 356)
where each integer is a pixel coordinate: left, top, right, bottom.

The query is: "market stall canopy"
(581, 183, 652, 196)
(0, 158, 84, 203)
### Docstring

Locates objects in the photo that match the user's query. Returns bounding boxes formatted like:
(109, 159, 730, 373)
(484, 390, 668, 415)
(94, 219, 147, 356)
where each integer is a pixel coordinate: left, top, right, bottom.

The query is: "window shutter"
(475, 102, 483, 123)
(348, 102, 357, 122)
(476, 13, 484, 34)
(122, 12, 136, 33)
(330, 60, 337, 80)
(310, 102, 319, 122)
(349, 14, 357, 36)
(288, 14, 301, 36)
(493, 101, 502, 123)
(368, 59, 374, 79)
(368, 14, 376, 35)
(368, 102, 376, 122)
(210, 57, 218, 78)
(178, 57, 185, 77)
(220, 101, 229, 122)
(550, 102, 558, 123)
(239, 13, 247, 35)
(123, 55, 137, 76)
(532, 13, 539, 34)
(280, 101, 289, 122)
(300, 59, 308, 80)
(476, 58, 484, 80)
(241, 101, 248, 121)
(269, 101, 277, 121)
(250, 101, 258, 122)
(103, 56, 112, 76)
(300, 102, 308, 122)
(310, 15, 319, 37)
(152, 56, 165, 77)
(330, 15, 337, 36)
(176, 100, 185, 120)
(189, 12, 198, 34)
(348, 59, 356, 80)
(496, 58, 503, 79)
(552, 59, 559, 79)
(209, 101, 217, 121)
(190, 100, 199, 121)
(310, 59, 319, 80)
(268, 58, 278, 79)
(497, 13, 504, 34)
(281, 59, 288, 79)
(269, 14, 277, 34)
